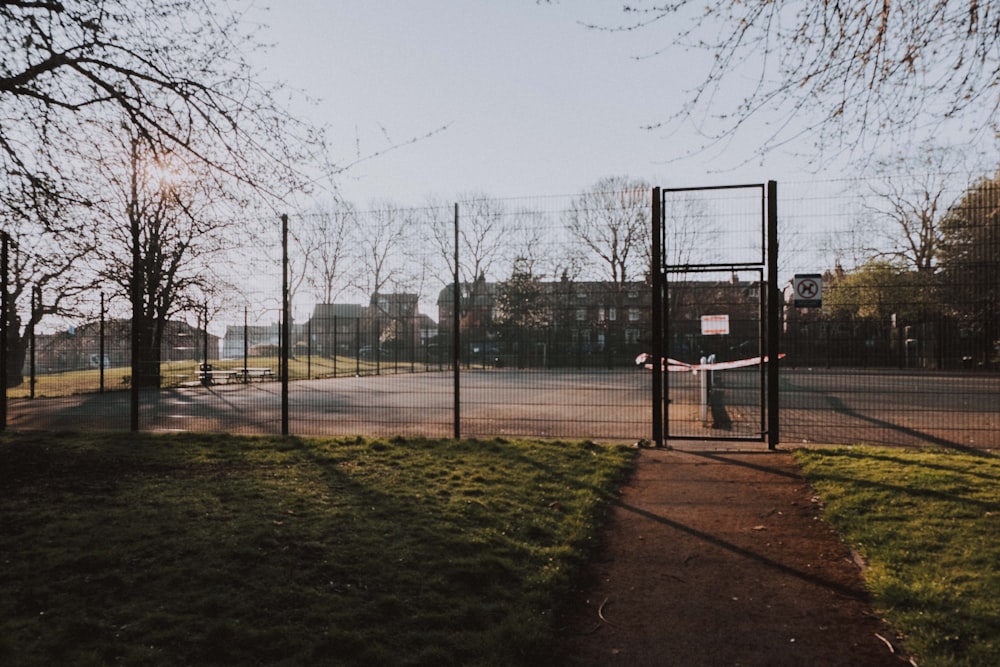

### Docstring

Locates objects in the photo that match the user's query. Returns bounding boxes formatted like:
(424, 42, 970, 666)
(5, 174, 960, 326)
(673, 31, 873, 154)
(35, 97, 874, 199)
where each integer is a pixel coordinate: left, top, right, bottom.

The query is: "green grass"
(0, 432, 633, 666)
(9, 355, 422, 398)
(794, 446, 1000, 667)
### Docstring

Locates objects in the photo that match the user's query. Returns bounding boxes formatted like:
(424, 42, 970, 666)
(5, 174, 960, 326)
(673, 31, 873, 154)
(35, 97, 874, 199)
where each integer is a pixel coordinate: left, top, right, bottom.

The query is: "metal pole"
(0, 232, 9, 431)
(766, 181, 780, 450)
(452, 203, 461, 439)
(30, 286, 38, 399)
(281, 213, 290, 435)
(243, 305, 248, 383)
(129, 204, 140, 432)
(307, 316, 312, 379)
(650, 187, 664, 447)
(375, 318, 381, 375)
(99, 292, 105, 393)
(202, 302, 209, 371)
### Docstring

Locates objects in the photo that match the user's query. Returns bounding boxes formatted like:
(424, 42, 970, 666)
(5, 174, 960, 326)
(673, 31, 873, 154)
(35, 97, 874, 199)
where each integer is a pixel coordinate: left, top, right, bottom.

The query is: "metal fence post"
(243, 305, 248, 383)
(30, 286, 39, 399)
(650, 187, 663, 447)
(1, 231, 8, 431)
(767, 180, 780, 450)
(99, 292, 105, 393)
(281, 213, 289, 436)
(452, 203, 461, 439)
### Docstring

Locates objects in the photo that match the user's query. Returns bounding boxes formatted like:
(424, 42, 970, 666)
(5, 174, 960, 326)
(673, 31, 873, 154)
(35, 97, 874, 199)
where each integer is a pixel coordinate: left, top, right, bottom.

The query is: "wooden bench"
(198, 367, 274, 385)
(202, 369, 240, 384)
(240, 367, 274, 382)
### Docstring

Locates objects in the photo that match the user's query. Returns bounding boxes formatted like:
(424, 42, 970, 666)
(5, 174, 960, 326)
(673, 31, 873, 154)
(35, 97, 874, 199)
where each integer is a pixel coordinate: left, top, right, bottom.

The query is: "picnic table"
(199, 365, 274, 385)
(200, 369, 239, 384)
(239, 367, 274, 382)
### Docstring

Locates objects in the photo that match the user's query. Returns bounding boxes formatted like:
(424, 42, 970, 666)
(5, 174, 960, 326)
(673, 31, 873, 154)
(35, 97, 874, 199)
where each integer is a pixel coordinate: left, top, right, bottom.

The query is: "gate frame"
(650, 182, 779, 449)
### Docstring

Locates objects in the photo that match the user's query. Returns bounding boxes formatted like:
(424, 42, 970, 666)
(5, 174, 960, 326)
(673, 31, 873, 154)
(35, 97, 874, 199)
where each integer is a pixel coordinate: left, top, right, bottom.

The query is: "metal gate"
(649, 183, 780, 448)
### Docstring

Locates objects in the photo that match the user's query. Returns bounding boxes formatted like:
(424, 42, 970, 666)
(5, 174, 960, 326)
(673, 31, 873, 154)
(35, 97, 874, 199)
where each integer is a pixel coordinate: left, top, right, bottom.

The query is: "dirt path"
(556, 445, 912, 666)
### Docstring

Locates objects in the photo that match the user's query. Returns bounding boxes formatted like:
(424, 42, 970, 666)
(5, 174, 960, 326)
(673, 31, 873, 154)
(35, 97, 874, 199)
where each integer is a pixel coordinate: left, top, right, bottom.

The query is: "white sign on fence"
(701, 314, 730, 336)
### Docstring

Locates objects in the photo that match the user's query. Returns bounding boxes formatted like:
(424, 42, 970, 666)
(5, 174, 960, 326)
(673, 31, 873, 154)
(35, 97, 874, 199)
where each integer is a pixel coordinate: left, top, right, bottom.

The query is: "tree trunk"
(5, 334, 26, 388)
(133, 315, 162, 388)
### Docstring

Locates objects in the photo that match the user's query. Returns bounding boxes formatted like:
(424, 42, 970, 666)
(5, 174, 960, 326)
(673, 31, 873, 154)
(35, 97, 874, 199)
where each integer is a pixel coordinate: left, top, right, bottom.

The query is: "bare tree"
(1, 0, 325, 205)
(566, 176, 650, 286)
(596, 1, 1000, 159)
(303, 202, 360, 305)
(422, 194, 515, 331)
(505, 206, 567, 281)
(660, 193, 721, 270)
(2, 0, 336, 393)
(424, 194, 512, 287)
(1, 203, 93, 386)
(855, 146, 973, 275)
(84, 127, 236, 387)
(356, 201, 410, 302)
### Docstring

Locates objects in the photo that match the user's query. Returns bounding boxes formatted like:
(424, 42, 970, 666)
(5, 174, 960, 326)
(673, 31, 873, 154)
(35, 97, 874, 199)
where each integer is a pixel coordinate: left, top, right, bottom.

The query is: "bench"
(198, 367, 274, 385)
(200, 369, 240, 384)
(240, 367, 274, 382)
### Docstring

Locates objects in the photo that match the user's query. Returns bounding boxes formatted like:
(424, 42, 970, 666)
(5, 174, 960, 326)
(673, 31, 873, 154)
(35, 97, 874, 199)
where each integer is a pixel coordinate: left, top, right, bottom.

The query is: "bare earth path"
(556, 445, 912, 666)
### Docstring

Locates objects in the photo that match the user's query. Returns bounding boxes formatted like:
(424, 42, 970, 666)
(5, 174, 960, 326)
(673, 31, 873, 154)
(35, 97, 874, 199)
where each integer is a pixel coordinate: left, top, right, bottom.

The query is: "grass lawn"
(0, 432, 633, 666)
(794, 446, 1000, 667)
(8, 355, 419, 399)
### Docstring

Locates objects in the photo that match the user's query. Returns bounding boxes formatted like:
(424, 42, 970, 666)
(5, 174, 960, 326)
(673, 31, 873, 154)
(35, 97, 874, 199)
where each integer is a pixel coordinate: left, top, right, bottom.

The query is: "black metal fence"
(2, 178, 998, 449)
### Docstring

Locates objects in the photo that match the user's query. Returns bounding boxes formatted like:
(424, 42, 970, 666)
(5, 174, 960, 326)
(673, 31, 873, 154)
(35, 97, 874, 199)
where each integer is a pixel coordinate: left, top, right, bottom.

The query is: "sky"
(244, 1, 816, 206)
(233, 1, 996, 326)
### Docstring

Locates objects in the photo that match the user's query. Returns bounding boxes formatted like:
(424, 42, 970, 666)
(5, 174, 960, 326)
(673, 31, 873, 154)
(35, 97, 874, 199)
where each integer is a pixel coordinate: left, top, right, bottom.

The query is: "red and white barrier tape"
(635, 352, 786, 373)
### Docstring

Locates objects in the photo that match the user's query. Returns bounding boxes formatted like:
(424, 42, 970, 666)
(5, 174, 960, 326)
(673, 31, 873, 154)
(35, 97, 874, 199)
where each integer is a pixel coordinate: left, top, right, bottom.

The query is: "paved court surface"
(7, 367, 999, 449)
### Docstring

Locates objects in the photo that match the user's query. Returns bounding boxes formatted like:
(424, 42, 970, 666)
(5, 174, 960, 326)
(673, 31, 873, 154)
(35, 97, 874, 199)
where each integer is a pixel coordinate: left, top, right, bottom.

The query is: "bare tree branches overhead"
(607, 1, 1000, 159)
(82, 125, 243, 386)
(1, 0, 328, 206)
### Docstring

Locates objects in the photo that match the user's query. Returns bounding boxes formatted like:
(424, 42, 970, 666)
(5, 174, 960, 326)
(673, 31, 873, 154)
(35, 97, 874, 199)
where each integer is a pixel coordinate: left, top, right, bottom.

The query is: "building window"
(628, 308, 639, 322)
(608, 307, 617, 321)
(575, 308, 587, 321)
(625, 329, 640, 343)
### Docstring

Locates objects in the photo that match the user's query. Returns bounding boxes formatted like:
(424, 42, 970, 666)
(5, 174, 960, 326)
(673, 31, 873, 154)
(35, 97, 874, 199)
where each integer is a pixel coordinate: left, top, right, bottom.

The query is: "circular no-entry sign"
(793, 274, 823, 307)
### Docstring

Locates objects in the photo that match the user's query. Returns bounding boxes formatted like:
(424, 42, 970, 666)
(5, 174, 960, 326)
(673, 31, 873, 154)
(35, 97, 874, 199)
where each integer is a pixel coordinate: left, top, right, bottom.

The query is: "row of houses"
(220, 295, 437, 360)
(432, 277, 760, 366)
(27, 275, 767, 375)
(31, 319, 219, 373)
(27, 274, 989, 376)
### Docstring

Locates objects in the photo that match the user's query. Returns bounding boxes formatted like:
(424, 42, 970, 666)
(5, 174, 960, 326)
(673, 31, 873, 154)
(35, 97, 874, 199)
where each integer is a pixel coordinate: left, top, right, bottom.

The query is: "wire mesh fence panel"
(663, 268, 765, 439)
(661, 185, 765, 269)
(3, 178, 998, 449)
(459, 369, 650, 442)
(779, 370, 1000, 448)
(775, 177, 1000, 448)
